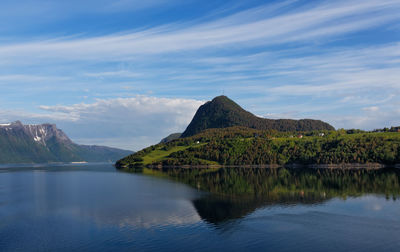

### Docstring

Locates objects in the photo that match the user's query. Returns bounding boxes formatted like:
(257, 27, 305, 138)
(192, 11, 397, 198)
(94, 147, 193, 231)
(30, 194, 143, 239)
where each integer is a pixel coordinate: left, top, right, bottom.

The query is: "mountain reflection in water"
(123, 167, 400, 225)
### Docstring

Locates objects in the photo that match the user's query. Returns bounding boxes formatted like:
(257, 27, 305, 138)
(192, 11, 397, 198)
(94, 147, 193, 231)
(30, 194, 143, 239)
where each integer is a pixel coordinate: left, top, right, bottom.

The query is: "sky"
(0, 0, 400, 151)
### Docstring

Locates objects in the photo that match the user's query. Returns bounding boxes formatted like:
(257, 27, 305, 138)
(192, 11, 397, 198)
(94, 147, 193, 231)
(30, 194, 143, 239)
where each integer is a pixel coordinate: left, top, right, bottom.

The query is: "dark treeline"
(373, 126, 400, 133)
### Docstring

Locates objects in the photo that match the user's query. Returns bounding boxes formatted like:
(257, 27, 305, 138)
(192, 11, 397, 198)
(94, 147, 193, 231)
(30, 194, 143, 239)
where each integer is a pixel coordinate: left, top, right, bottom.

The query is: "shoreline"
(119, 163, 400, 170)
(0, 162, 113, 169)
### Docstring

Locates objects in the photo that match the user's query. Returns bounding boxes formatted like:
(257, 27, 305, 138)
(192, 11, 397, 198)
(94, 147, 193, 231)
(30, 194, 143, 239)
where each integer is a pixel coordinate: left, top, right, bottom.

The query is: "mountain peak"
(210, 95, 239, 105)
(207, 95, 245, 111)
(181, 96, 334, 137)
(211, 95, 229, 102)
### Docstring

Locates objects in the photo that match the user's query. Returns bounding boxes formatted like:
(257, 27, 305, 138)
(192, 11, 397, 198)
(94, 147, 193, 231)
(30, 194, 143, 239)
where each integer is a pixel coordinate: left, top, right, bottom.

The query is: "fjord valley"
(0, 121, 132, 164)
(116, 96, 400, 168)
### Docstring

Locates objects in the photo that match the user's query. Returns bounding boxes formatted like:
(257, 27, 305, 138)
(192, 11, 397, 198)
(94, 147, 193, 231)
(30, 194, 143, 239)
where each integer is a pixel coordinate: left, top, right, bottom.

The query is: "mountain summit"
(181, 96, 334, 137)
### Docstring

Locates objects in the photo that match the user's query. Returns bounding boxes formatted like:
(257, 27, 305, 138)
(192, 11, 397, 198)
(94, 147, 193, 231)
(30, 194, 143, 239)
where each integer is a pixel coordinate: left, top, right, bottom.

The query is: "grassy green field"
(138, 143, 219, 165)
(141, 145, 190, 165)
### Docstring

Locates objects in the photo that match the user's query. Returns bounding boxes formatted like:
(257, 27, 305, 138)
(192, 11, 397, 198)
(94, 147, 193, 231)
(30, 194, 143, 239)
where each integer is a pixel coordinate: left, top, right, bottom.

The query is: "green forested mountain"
(116, 96, 398, 168)
(0, 121, 132, 164)
(181, 96, 334, 137)
(116, 126, 400, 168)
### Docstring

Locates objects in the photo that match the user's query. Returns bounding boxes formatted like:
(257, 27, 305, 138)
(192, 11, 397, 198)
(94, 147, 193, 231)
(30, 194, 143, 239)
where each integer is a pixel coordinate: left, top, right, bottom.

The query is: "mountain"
(181, 96, 334, 137)
(159, 133, 182, 143)
(0, 121, 132, 164)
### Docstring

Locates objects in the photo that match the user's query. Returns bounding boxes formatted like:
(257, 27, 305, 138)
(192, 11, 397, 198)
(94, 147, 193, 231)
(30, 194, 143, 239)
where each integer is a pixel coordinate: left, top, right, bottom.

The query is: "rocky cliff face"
(1, 121, 72, 146)
(0, 121, 132, 164)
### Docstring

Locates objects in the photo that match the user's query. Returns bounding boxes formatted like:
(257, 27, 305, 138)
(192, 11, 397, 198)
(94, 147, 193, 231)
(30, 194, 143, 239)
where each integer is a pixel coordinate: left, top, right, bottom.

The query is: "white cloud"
(37, 96, 204, 150)
(322, 107, 400, 130)
(362, 106, 379, 112)
(0, 96, 204, 150)
(0, 108, 77, 122)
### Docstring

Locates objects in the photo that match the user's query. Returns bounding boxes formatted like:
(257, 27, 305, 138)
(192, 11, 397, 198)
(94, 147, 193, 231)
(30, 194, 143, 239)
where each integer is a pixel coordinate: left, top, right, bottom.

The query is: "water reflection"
(0, 166, 202, 230)
(124, 167, 400, 224)
(2, 165, 400, 251)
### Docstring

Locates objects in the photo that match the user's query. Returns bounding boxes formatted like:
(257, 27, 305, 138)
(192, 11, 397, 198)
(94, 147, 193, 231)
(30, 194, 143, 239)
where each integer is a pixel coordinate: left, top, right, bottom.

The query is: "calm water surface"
(1, 164, 400, 251)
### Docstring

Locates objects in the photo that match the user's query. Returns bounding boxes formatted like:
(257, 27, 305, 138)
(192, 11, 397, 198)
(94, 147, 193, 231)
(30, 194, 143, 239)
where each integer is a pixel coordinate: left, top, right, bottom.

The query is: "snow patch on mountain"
(0, 121, 72, 146)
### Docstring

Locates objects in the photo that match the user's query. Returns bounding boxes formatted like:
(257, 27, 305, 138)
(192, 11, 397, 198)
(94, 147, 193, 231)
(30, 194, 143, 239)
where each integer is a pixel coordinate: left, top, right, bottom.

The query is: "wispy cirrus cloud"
(0, 74, 69, 83)
(84, 70, 142, 79)
(1, 0, 399, 63)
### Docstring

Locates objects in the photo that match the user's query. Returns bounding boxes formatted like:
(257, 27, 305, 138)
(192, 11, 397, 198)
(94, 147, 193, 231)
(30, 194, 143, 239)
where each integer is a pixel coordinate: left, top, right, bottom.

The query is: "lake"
(1, 164, 400, 251)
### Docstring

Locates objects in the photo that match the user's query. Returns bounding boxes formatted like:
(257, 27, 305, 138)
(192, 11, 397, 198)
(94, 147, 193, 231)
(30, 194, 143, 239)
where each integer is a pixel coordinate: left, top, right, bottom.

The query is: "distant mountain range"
(181, 96, 334, 137)
(0, 121, 132, 164)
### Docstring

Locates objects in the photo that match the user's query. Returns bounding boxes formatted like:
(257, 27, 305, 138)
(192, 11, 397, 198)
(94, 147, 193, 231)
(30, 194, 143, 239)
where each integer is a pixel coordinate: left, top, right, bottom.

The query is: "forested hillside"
(116, 126, 400, 167)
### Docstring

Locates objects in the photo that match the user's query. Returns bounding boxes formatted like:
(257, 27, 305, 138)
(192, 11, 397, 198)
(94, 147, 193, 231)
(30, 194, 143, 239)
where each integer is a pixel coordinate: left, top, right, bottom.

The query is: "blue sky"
(1, 0, 400, 150)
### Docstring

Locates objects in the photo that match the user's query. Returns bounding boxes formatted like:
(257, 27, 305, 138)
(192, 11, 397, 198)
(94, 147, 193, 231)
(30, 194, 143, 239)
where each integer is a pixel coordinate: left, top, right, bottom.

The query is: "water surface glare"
(1, 164, 400, 251)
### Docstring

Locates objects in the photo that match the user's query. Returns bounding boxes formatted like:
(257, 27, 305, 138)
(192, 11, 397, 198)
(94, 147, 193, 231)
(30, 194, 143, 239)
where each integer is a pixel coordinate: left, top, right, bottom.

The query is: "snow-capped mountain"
(1, 121, 72, 146)
(0, 121, 132, 164)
